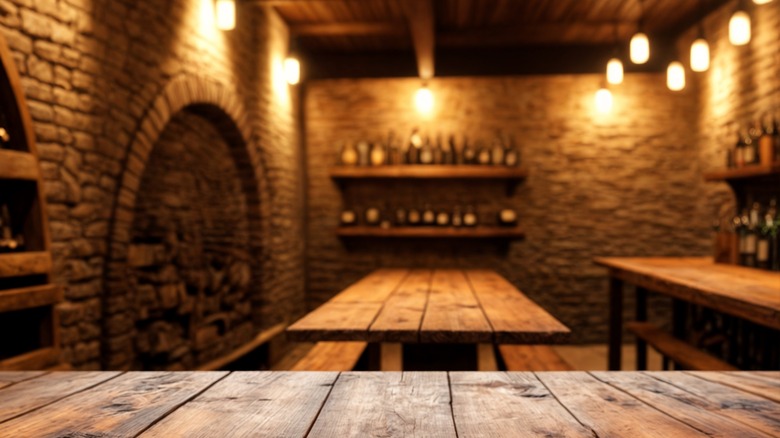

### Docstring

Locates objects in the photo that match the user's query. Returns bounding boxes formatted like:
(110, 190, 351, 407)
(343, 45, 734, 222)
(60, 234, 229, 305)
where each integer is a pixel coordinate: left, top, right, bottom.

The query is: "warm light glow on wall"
(690, 38, 710, 72)
(729, 10, 751, 45)
(415, 85, 434, 115)
(667, 61, 686, 91)
(284, 56, 300, 85)
(753, 0, 772, 4)
(606, 58, 624, 85)
(216, 0, 236, 31)
(595, 88, 613, 113)
(630, 32, 650, 64)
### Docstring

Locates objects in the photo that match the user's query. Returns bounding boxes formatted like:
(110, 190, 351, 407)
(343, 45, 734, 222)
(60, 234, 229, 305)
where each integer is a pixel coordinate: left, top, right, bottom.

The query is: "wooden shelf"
(0, 252, 52, 279)
(336, 226, 525, 239)
(703, 162, 780, 181)
(329, 165, 528, 180)
(0, 284, 62, 313)
(0, 347, 59, 371)
(0, 150, 39, 180)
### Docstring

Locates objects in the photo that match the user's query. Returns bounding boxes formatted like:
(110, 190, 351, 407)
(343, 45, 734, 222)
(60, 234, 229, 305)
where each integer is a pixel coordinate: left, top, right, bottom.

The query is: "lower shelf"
(0, 347, 60, 371)
(0, 284, 62, 312)
(336, 226, 525, 239)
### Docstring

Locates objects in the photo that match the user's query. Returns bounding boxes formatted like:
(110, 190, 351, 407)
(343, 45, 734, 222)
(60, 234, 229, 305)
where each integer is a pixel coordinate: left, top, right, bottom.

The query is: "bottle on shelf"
(364, 206, 382, 226)
(406, 128, 422, 165)
(435, 208, 450, 227)
(734, 130, 746, 168)
(476, 141, 491, 165)
(386, 131, 401, 165)
(422, 203, 435, 225)
(504, 135, 520, 167)
(762, 112, 780, 163)
(0, 204, 23, 252)
(736, 209, 748, 264)
(370, 140, 387, 166)
(407, 204, 422, 226)
(432, 133, 444, 164)
(356, 141, 371, 166)
(419, 134, 435, 165)
(742, 129, 758, 166)
(340, 206, 358, 227)
(441, 134, 455, 165)
(765, 198, 779, 271)
(451, 206, 463, 227)
(490, 132, 505, 166)
(757, 209, 770, 271)
(463, 205, 478, 227)
(394, 206, 407, 227)
(461, 135, 475, 165)
(742, 203, 760, 267)
(749, 121, 763, 164)
(497, 208, 518, 227)
(339, 141, 359, 166)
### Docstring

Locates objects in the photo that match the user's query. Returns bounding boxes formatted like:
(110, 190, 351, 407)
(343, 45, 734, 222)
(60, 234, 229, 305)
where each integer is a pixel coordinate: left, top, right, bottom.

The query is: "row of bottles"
(715, 198, 779, 271)
(338, 129, 521, 167)
(726, 114, 780, 168)
(340, 204, 519, 228)
(0, 204, 24, 252)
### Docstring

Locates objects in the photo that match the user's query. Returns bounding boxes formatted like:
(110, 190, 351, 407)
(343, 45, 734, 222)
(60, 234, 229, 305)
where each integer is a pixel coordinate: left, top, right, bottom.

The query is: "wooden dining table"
(286, 268, 570, 370)
(0, 370, 778, 437)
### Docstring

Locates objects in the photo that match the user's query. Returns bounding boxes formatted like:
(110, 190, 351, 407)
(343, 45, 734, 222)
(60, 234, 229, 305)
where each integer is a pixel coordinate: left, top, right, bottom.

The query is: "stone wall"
(304, 74, 712, 343)
(0, 0, 304, 369)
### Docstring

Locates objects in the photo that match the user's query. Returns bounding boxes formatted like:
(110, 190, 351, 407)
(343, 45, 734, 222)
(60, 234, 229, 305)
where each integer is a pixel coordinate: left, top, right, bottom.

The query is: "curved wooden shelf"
(329, 165, 528, 180)
(0, 150, 39, 181)
(0, 251, 51, 279)
(0, 284, 62, 313)
(336, 226, 525, 239)
(703, 163, 780, 181)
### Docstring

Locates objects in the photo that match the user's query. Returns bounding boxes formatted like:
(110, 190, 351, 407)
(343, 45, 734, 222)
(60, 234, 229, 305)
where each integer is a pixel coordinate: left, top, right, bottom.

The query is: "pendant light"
(215, 0, 236, 31)
(606, 22, 624, 85)
(595, 86, 613, 113)
(667, 61, 686, 91)
(630, 0, 650, 64)
(729, 1, 751, 46)
(690, 3, 710, 72)
(284, 38, 301, 85)
(753, 0, 772, 4)
(415, 83, 434, 115)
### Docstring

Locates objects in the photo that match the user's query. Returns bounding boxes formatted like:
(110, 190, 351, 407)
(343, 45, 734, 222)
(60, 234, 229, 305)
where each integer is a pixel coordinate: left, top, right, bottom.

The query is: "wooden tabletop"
(594, 257, 780, 330)
(287, 268, 570, 344)
(0, 371, 778, 437)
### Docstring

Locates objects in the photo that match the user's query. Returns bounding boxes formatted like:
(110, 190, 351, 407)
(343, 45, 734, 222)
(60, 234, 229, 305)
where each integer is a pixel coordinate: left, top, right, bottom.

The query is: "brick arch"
(103, 75, 264, 370)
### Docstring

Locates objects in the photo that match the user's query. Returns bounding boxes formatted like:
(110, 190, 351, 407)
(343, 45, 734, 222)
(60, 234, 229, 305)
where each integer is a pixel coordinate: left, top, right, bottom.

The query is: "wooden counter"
(0, 371, 778, 436)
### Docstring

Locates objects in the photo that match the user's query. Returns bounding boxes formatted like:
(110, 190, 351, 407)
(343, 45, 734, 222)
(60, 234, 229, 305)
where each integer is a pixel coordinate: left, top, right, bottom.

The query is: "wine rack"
(0, 31, 62, 370)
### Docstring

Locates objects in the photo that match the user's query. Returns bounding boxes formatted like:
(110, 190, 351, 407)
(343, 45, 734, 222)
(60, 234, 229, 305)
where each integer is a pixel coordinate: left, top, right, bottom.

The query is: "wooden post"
(635, 287, 648, 370)
(380, 343, 402, 371)
(608, 275, 623, 370)
(477, 344, 498, 371)
(671, 298, 687, 370)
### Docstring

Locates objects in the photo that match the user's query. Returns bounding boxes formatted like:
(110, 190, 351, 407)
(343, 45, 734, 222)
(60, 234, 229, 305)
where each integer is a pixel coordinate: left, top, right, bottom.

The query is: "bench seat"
(291, 341, 367, 371)
(627, 321, 737, 371)
(498, 345, 573, 371)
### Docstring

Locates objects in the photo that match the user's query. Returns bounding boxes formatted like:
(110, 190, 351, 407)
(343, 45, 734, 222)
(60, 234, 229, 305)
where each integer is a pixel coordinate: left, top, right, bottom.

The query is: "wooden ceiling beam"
(290, 22, 407, 37)
(402, 0, 435, 80)
(439, 22, 639, 47)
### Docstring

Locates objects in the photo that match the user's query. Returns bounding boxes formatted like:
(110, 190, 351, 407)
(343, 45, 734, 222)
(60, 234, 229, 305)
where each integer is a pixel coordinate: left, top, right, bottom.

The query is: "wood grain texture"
(336, 226, 525, 239)
(329, 165, 529, 180)
(450, 372, 592, 437)
(595, 257, 780, 330)
(290, 341, 367, 371)
(466, 269, 571, 343)
(690, 371, 780, 403)
(0, 284, 62, 313)
(0, 150, 39, 180)
(309, 372, 456, 437)
(0, 252, 51, 278)
(197, 323, 285, 371)
(648, 371, 780, 437)
(592, 372, 770, 438)
(498, 345, 573, 371)
(538, 372, 709, 437)
(626, 321, 737, 370)
(420, 269, 492, 343)
(0, 371, 226, 437)
(369, 269, 431, 342)
(0, 371, 121, 423)
(0, 347, 59, 371)
(140, 372, 338, 438)
(0, 371, 46, 390)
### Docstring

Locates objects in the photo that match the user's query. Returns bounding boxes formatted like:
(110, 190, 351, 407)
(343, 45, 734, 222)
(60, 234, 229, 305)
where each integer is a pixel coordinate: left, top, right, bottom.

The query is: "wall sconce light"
(415, 84, 434, 115)
(690, 37, 710, 72)
(606, 58, 624, 85)
(215, 0, 236, 31)
(729, 4, 751, 46)
(630, 33, 650, 64)
(284, 56, 300, 85)
(667, 61, 686, 91)
(595, 87, 613, 113)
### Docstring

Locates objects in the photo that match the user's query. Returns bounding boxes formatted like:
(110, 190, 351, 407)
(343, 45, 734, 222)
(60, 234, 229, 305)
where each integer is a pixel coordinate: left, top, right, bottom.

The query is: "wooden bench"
(197, 323, 285, 371)
(626, 321, 737, 371)
(290, 341, 367, 371)
(498, 345, 573, 371)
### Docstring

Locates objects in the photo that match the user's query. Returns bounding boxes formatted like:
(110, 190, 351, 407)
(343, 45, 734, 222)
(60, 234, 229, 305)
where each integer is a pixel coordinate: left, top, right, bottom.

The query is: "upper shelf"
(0, 149, 39, 180)
(703, 163, 780, 182)
(336, 226, 525, 239)
(329, 165, 529, 180)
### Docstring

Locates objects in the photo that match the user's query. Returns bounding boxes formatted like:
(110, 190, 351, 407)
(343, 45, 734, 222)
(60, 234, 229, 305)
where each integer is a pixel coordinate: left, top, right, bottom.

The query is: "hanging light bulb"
(729, 8, 751, 46)
(595, 87, 613, 113)
(215, 0, 236, 31)
(284, 56, 300, 85)
(667, 61, 686, 91)
(753, 0, 772, 4)
(690, 38, 710, 72)
(415, 84, 434, 115)
(606, 58, 624, 85)
(630, 33, 650, 64)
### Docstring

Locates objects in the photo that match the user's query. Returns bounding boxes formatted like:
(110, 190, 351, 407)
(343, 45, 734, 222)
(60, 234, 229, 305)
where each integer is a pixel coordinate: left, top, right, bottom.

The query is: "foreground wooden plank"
(420, 269, 492, 343)
(592, 372, 769, 437)
(466, 270, 570, 343)
(309, 372, 456, 437)
(141, 372, 338, 437)
(649, 371, 780, 436)
(538, 372, 708, 437)
(0, 372, 121, 424)
(690, 372, 780, 403)
(0, 371, 226, 437)
(450, 372, 592, 437)
(0, 371, 47, 390)
(369, 270, 432, 342)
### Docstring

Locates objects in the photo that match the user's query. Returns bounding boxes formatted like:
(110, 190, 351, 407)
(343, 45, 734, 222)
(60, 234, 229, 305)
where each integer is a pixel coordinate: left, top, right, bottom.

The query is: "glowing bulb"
(729, 10, 751, 45)
(216, 0, 235, 31)
(595, 88, 613, 113)
(606, 58, 624, 85)
(690, 38, 710, 72)
(753, 0, 772, 4)
(630, 32, 650, 64)
(667, 61, 685, 91)
(415, 85, 434, 115)
(284, 56, 300, 85)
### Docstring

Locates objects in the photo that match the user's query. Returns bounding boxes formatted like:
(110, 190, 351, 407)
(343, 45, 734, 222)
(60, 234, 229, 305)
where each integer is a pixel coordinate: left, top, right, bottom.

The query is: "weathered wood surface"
(0, 371, 779, 437)
(498, 345, 573, 371)
(0, 251, 51, 279)
(287, 268, 570, 344)
(595, 257, 780, 330)
(290, 341, 367, 371)
(626, 321, 737, 370)
(0, 149, 39, 180)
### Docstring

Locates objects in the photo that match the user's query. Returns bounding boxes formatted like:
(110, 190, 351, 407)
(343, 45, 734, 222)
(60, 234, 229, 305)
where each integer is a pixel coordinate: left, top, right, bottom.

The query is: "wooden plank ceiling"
(248, 0, 730, 77)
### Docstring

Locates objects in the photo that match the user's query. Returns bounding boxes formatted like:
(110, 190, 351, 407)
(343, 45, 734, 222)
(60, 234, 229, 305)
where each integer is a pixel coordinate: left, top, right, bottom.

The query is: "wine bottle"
(387, 131, 401, 165)
(463, 205, 478, 227)
(742, 129, 758, 166)
(451, 206, 463, 227)
(422, 203, 435, 225)
(339, 141, 359, 166)
(440, 134, 454, 165)
(395, 207, 407, 226)
(735, 131, 746, 168)
(364, 207, 381, 226)
(764, 112, 780, 163)
(749, 121, 763, 164)
(357, 141, 371, 166)
(407, 205, 421, 226)
(497, 208, 518, 226)
(757, 213, 770, 270)
(490, 133, 505, 165)
(406, 129, 422, 165)
(461, 136, 475, 164)
(744, 203, 760, 267)
(0, 204, 22, 252)
(340, 207, 358, 226)
(435, 209, 450, 227)
(419, 135, 434, 165)
(504, 135, 520, 167)
(765, 198, 779, 271)
(370, 141, 387, 166)
(476, 141, 491, 165)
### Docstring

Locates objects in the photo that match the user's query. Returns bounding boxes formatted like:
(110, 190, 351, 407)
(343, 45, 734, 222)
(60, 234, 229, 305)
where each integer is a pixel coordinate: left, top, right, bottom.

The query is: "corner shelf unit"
(336, 226, 525, 239)
(0, 31, 61, 370)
